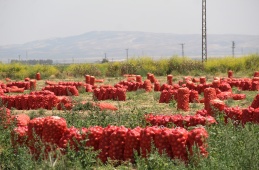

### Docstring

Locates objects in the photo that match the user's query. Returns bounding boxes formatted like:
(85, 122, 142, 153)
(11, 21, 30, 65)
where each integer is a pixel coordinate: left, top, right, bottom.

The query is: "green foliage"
(203, 54, 258, 77)
(0, 146, 36, 170)
(101, 57, 109, 63)
(244, 54, 259, 72)
(65, 64, 102, 77)
(57, 144, 100, 169)
(135, 146, 186, 170)
(133, 57, 157, 75)
(62, 106, 146, 129)
(1, 54, 258, 79)
(167, 56, 204, 75)
(106, 62, 121, 77)
(29, 64, 60, 79)
(0, 63, 59, 79)
(195, 122, 259, 169)
(154, 58, 170, 76)
(204, 56, 246, 74)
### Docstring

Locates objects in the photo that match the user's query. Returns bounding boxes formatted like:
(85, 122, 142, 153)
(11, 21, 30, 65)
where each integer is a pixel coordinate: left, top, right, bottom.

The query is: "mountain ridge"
(0, 31, 258, 63)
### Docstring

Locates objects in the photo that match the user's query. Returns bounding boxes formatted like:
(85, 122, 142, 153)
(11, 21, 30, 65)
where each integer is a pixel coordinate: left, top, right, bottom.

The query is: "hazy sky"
(0, 0, 259, 45)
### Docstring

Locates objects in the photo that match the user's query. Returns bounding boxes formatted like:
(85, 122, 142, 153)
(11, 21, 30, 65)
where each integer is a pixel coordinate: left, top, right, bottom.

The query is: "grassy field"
(1, 56, 259, 169)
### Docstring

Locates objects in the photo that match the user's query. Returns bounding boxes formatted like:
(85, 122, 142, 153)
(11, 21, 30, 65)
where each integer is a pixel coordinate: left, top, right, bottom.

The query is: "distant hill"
(0, 31, 258, 63)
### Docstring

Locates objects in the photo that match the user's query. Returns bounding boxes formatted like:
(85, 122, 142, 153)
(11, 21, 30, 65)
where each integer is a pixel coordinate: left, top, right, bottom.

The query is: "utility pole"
(232, 41, 235, 57)
(202, 0, 207, 62)
(180, 43, 185, 57)
(126, 49, 129, 74)
(125, 49, 128, 61)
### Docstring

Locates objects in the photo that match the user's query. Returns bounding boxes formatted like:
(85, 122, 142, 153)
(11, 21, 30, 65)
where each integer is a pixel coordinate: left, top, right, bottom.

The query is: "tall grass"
(0, 54, 258, 79)
(204, 56, 246, 74)
(0, 63, 59, 80)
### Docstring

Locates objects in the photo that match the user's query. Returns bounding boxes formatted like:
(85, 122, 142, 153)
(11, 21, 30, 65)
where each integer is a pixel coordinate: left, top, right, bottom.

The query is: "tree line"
(10, 59, 53, 65)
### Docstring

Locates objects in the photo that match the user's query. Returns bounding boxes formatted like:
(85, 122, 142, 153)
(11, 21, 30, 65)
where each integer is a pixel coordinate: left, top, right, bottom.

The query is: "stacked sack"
(93, 86, 126, 101)
(168, 127, 189, 161)
(225, 77, 259, 91)
(153, 127, 173, 158)
(204, 87, 218, 115)
(159, 88, 200, 104)
(223, 93, 259, 125)
(147, 73, 157, 83)
(11, 114, 31, 149)
(0, 91, 72, 110)
(145, 110, 216, 128)
(85, 75, 104, 86)
(58, 81, 85, 90)
(154, 81, 161, 91)
(114, 81, 144, 92)
(10, 114, 210, 163)
(0, 83, 7, 94)
(167, 75, 173, 85)
(6, 81, 30, 90)
(143, 79, 153, 92)
(228, 70, 233, 78)
(43, 85, 79, 96)
(0, 82, 26, 93)
(177, 87, 190, 111)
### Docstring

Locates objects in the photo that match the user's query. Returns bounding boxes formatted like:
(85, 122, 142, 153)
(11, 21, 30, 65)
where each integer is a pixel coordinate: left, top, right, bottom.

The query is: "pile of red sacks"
(43, 85, 79, 96)
(224, 70, 259, 91)
(0, 82, 26, 93)
(9, 113, 209, 163)
(0, 91, 72, 110)
(6, 81, 30, 90)
(145, 110, 216, 128)
(223, 93, 259, 125)
(93, 86, 126, 101)
(114, 81, 144, 92)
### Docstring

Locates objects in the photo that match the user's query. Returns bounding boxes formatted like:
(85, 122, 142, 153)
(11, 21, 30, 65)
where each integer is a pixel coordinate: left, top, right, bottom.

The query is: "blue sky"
(0, 0, 259, 45)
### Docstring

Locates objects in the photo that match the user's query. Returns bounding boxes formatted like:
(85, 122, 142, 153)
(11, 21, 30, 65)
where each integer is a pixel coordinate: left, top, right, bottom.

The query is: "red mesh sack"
(188, 127, 209, 157)
(108, 126, 128, 161)
(124, 127, 141, 162)
(168, 127, 189, 161)
(177, 87, 190, 111)
(98, 125, 118, 163)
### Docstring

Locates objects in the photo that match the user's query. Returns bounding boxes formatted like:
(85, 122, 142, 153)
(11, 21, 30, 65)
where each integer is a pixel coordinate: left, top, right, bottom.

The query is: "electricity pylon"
(202, 0, 207, 62)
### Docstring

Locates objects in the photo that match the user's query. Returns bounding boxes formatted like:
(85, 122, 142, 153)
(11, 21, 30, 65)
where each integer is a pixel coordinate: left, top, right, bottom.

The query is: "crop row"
(5, 112, 208, 163)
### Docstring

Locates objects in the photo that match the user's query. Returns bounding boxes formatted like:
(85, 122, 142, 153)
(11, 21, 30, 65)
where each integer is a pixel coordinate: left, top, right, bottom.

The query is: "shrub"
(65, 64, 102, 77)
(105, 62, 121, 77)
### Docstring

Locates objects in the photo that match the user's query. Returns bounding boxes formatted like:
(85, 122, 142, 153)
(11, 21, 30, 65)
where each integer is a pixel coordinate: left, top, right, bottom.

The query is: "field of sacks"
(1, 70, 259, 164)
